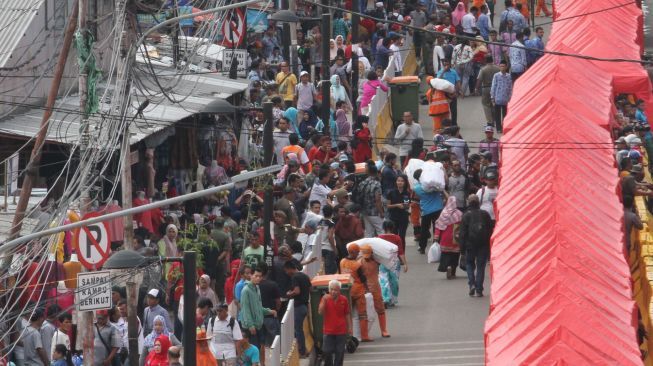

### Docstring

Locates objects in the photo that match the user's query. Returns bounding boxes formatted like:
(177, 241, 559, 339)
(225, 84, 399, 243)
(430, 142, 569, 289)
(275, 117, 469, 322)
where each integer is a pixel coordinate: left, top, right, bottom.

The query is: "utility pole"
(262, 102, 274, 266)
(320, 13, 331, 135)
(115, 0, 139, 364)
(351, 1, 360, 122)
(182, 251, 197, 365)
(77, 0, 96, 364)
(7, 1, 79, 241)
(172, 2, 180, 67)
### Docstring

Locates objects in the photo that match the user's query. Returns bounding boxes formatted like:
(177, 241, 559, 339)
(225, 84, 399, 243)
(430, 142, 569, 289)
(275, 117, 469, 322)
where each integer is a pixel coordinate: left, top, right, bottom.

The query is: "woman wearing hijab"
(434, 196, 464, 279)
(197, 274, 219, 310)
(158, 224, 179, 282)
(299, 109, 319, 139)
(352, 115, 373, 163)
(329, 39, 338, 62)
(145, 334, 171, 366)
(283, 107, 300, 134)
(334, 102, 351, 143)
(335, 35, 346, 50)
(330, 74, 351, 110)
(451, 2, 467, 30)
(224, 259, 241, 305)
(142, 316, 179, 364)
(275, 152, 305, 186)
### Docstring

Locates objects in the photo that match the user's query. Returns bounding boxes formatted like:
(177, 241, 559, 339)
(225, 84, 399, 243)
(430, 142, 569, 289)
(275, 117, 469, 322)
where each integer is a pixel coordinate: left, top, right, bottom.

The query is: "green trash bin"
(310, 274, 355, 351)
(389, 75, 420, 126)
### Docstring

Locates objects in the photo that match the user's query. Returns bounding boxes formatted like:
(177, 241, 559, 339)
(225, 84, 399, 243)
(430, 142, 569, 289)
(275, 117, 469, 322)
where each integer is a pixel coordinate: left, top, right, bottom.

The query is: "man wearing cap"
(476, 168, 498, 230)
(340, 244, 372, 342)
(294, 71, 317, 111)
(143, 289, 173, 336)
(333, 189, 350, 207)
(359, 244, 391, 338)
(208, 303, 243, 365)
(478, 125, 500, 164)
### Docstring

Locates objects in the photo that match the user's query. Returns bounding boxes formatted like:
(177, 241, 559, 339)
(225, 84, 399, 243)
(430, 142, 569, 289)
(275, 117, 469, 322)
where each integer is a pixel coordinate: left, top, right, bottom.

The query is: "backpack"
(209, 316, 236, 331)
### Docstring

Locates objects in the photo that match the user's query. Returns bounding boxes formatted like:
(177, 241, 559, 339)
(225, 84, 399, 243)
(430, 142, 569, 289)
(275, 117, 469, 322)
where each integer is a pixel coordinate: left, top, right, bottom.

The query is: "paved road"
(340, 93, 490, 366)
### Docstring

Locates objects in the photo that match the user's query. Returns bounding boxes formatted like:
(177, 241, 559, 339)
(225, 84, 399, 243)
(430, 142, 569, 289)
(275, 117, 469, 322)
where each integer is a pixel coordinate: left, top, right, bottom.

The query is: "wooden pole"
(7, 1, 79, 240)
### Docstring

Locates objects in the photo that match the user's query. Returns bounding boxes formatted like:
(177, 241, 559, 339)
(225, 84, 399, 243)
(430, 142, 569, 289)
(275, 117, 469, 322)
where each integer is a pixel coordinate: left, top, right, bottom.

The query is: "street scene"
(0, 0, 652, 365)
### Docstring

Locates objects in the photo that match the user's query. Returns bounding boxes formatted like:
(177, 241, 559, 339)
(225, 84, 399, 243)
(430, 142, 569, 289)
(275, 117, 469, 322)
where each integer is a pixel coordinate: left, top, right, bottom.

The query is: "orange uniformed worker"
(426, 76, 451, 134)
(359, 244, 391, 339)
(339, 243, 372, 342)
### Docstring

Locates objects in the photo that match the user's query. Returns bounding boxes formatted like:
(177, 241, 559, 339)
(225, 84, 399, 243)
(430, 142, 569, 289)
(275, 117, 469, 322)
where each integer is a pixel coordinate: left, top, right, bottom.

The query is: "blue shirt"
(525, 37, 544, 65)
(375, 44, 391, 69)
(241, 344, 260, 366)
(636, 109, 648, 124)
(491, 72, 513, 105)
(477, 13, 491, 40)
(509, 40, 527, 73)
(413, 183, 444, 215)
(436, 68, 461, 86)
(501, 7, 527, 33)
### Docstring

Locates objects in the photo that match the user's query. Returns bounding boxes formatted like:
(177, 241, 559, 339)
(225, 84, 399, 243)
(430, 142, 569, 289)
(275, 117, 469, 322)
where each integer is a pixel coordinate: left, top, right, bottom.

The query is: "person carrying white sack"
(412, 152, 447, 254)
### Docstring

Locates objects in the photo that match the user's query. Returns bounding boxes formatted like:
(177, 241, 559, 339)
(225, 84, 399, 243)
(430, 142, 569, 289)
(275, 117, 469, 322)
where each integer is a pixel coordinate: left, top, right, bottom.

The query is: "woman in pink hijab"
(451, 2, 467, 27)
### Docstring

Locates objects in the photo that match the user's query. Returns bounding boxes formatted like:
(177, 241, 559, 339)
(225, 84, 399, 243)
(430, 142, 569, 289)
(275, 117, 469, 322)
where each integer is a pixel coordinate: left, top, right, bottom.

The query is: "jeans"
(295, 303, 308, 355)
(493, 104, 507, 132)
(418, 210, 442, 251)
(449, 98, 458, 125)
(466, 249, 488, 292)
(323, 334, 347, 366)
(322, 249, 338, 275)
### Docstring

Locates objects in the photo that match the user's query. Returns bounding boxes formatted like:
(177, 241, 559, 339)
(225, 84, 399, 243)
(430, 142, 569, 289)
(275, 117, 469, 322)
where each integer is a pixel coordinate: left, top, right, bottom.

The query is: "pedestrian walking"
(434, 197, 464, 279)
(340, 244, 372, 342)
(318, 280, 352, 366)
(459, 194, 493, 297)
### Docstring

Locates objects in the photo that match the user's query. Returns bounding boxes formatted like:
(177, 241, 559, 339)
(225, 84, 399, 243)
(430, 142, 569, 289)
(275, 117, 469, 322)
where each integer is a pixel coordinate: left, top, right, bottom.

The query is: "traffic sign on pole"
(221, 8, 246, 48)
(76, 271, 112, 311)
(73, 212, 111, 270)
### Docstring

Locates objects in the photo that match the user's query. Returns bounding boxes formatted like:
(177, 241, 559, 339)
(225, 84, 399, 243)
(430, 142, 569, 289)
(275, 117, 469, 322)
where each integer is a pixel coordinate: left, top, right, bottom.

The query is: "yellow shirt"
(275, 72, 298, 102)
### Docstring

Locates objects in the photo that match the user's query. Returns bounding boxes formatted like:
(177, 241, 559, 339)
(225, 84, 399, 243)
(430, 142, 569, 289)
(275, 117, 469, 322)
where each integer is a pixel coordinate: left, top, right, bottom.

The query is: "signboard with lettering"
(76, 271, 112, 311)
(222, 49, 247, 78)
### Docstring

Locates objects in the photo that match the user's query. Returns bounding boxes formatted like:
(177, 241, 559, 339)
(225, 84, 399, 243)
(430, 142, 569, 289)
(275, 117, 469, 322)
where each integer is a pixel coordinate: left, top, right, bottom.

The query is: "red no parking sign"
(221, 8, 246, 48)
(73, 212, 112, 270)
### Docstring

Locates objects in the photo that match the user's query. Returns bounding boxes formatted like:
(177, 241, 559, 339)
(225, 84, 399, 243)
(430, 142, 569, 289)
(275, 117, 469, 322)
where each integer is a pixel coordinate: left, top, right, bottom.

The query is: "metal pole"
(530, 0, 536, 31)
(351, 2, 360, 121)
(172, 3, 180, 67)
(262, 102, 274, 266)
(282, 23, 292, 69)
(7, 1, 79, 240)
(4, 161, 7, 212)
(320, 13, 331, 136)
(182, 251, 197, 366)
(0, 166, 282, 253)
(126, 281, 139, 366)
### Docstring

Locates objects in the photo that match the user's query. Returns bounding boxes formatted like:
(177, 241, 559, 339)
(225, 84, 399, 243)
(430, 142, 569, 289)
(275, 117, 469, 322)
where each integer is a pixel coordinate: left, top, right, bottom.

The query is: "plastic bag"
(428, 241, 441, 263)
(351, 292, 377, 339)
(429, 78, 456, 93)
(420, 161, 446, 192)
(404, 158, 425, 189)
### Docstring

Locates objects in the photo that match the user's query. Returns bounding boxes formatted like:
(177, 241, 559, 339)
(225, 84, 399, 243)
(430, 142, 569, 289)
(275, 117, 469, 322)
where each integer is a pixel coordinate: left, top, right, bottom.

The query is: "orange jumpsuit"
(426, 88, 450, 134)
(359, 258, 385, 315)
(340, 258, 368, 319)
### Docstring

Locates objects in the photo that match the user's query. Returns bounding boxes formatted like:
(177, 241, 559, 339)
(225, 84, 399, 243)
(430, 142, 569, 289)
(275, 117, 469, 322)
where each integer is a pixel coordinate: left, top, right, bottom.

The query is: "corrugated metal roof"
(0, 71, 249, 145)
(0, 0, 46, 68)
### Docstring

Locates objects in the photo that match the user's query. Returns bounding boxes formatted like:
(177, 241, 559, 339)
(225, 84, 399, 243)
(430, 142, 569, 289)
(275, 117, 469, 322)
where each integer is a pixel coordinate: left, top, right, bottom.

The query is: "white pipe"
(0, 165, 281, 253)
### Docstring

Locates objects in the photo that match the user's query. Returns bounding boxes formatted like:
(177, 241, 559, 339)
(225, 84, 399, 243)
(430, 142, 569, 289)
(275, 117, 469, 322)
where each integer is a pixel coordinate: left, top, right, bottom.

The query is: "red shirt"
(378, 233, 405, 256)
(323, 294, 350, 335)
(308, 146, 336, 164)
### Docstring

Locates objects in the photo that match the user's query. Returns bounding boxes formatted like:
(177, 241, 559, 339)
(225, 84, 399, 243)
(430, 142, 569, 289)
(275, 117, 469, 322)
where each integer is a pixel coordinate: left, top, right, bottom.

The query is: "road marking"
(357, 341, 484, 348)
(344, 355, 485, 363)
(353, 347, 484, 355)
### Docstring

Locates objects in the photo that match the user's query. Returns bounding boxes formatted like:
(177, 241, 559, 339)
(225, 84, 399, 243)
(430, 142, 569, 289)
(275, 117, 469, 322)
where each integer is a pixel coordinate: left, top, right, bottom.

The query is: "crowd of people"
(0, 0, 572, 364)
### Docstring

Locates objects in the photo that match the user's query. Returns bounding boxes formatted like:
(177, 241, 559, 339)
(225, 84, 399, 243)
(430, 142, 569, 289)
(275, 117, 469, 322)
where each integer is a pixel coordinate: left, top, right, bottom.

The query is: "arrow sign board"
(221, 8, 246, 48)
(74, 212, 111, 270)
(77, 271, 112, 311)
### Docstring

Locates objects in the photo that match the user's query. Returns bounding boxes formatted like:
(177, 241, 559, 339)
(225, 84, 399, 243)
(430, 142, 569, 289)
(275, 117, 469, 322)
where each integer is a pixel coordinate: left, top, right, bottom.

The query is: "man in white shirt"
(394, 111, 424, 166)
(461, 7, 479, 36)
(432, 35, 446, 76)
(51, 312, 73, 357)
(207, 304, 243, 365)
(476, 168, 498, 224)
(273, 117, 292, 165)
(308, 170, 337, 210)
(389, 33, 404, 76)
